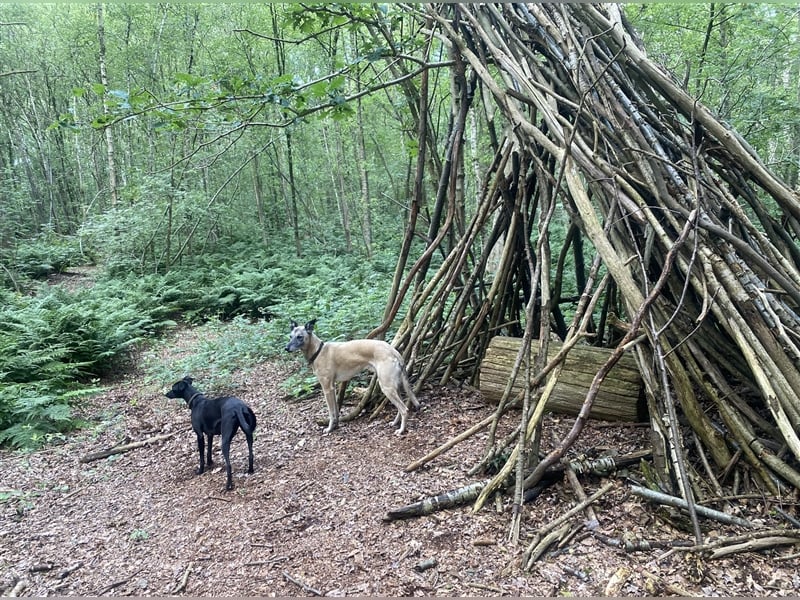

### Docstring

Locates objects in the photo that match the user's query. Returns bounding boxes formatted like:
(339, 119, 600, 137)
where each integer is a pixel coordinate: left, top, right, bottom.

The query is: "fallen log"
(386, 451, 647, 520)
(479, 336, 645, 422)
(79, 431, 176, 463)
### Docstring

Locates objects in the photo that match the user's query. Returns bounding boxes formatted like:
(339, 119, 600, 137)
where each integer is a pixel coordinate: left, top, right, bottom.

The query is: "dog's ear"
(290, 319, 298, 330)
(182, 376, 193, 385)
(305, 318, 317, 332)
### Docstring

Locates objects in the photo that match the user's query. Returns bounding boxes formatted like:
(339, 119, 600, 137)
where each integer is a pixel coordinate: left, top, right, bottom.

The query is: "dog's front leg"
(205, 433, 214, 466)
(196, 432, 206, 474)
(321, 382, 339, 434)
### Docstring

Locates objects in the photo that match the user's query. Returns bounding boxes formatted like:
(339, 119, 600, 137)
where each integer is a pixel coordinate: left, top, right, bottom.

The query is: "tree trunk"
(96, 4, 119, 208)
(356, 95, 372, 259)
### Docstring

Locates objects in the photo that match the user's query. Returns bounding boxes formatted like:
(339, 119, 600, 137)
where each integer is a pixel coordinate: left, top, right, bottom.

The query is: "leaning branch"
(79, 432, 176, 463)
(630, 485, 752, 528)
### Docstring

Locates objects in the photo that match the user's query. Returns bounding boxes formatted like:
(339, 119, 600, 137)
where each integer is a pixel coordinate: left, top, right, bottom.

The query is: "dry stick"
(79, 432, 176, 463)
(510, 203, 544, 545)
(565, 467, 598, 525)
(58, 562, 84, 580)
(7, 580, 28, 597)
(709, 536, 800, 559)
(171, 561, 193, 594)
(374, 55, 429, 339)
(521, 481, 615, 570)
(629, 485, 751, 527)
(521, 207, 700, 492)
(640, 570, 698, 597)
(649, 328, 703, 544)
(95, 577, 131, 596)
(392, 451, 644, 521)
(244, 557, 288, 568)
(384, 479, 490, 521)
(405, 413, 495, 472)
(282, 571, 322, 596)
(676, 528, 800, 552)
(524, 522, 571, 565)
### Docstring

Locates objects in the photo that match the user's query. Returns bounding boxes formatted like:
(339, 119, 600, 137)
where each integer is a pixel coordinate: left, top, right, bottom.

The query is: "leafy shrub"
(140, 249, 403, 390)
(0, 242, 406, 447)
(0, 384, 98, 449)
(0, 281, 170, 447)
(1, 232, 91, 284)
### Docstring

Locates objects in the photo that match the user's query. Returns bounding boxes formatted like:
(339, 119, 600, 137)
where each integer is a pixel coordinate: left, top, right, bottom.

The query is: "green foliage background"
(1, 4, 798, 447)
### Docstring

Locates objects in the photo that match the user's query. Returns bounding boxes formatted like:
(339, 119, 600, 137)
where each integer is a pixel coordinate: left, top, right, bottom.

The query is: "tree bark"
(96, 4, 119, 208)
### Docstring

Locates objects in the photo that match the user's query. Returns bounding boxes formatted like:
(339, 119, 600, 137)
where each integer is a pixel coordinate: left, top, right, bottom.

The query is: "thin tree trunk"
(96, 3, 118, 207)
(355, 94, 372, 259)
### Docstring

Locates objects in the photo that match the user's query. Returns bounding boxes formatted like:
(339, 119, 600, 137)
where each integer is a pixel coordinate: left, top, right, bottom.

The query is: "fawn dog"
(285, 319, 419, 435)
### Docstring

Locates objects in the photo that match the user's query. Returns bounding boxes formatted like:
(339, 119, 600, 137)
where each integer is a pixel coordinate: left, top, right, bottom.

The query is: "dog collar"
(188, 392, 202, 405)
(308, 341, 324, 365)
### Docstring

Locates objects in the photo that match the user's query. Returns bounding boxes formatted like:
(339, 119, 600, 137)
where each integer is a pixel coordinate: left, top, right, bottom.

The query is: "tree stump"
(479, 336, 645, 422)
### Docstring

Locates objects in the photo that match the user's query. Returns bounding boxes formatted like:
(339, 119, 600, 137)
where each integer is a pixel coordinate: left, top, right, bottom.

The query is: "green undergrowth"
(0, 246, 402, 448)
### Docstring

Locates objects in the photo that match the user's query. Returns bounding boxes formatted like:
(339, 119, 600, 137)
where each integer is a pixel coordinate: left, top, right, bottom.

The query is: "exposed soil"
(1, 327, 799, 597)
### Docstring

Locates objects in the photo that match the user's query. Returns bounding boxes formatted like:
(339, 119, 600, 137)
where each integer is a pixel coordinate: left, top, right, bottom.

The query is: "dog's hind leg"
(220, 434, 234, 490)
(235, 407, 257, 474)
(402, 371, 420, 411)
(245, 431, 255, 474)
(379, 378, 410, 436)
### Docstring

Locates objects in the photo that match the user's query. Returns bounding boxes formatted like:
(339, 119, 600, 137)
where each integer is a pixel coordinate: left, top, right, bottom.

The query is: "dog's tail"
(402, 368, 421, 410)
(235, 405, 257, 434)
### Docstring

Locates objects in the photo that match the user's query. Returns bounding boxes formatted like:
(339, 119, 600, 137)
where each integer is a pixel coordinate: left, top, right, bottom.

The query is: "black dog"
(165, 376, 257, 490)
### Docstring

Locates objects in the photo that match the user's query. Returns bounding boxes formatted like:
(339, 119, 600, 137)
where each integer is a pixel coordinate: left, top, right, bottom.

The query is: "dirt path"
(1, 340, 798, 596)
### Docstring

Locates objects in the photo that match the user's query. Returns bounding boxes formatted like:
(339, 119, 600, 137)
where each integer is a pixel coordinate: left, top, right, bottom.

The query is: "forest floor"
(1, 323, 800, 597)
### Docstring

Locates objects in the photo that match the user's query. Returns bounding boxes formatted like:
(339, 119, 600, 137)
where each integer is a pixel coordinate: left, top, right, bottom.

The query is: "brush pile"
(377, 3, 800, 524)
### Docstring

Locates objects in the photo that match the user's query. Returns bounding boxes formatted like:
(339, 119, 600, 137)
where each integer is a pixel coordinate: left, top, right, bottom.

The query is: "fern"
(0, 383, 98, 449)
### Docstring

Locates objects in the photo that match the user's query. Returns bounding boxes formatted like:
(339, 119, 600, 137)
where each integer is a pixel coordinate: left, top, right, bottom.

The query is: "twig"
(640, 569, 699, 597)
(630, 485, 752, 527)
(384, 479, 490, 520)
(282, 571, 322, 596)
(709, 536, 800, 559)
(522, 481, 615, 570)
(524, 522, 571, 567)
(7, 579, 28, 597)
(244, 557, 288, 567)
(538, 481, 615, 539)
(270, 510, 299, 523)
(58, 562, 84, 579)
(79, 432, 176, 463)
(774, 507, 800, 528)
(565, 467, 597, 525)
(58, 486, 88, 504)
(466, 582, 504, 594)
(677, 528, 800, 551)
(604, 566, 632, 597)
(95, 577, 131, 595)
(593, 531, 693, 552)
(414, 557, 438, 572)
(171, 561, 193, 594)
(404, 414, 494, 472)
